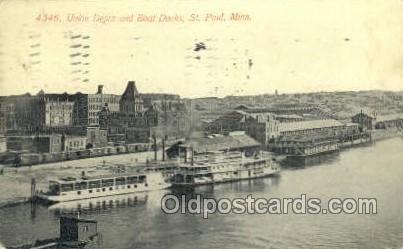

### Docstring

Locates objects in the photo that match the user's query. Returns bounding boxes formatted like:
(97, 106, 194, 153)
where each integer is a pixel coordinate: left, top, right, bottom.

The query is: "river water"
(1, 138, 402, 249)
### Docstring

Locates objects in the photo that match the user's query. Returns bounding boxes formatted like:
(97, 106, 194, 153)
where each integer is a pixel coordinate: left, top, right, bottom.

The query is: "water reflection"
(282, 152, 341, 168)
(1, 139, 403, 249)
(49, 192, 149, 215)
(169, 175, 281, 203)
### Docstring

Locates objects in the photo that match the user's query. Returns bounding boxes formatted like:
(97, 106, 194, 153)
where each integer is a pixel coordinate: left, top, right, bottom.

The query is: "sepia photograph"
(0, 0, 402, 248)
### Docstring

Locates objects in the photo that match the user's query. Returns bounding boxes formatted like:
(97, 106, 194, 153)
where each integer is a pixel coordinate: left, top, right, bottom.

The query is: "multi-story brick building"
(99, 81, 189, 143)
(205, 111, 246, 134)
(36, 91, 75, 128)
(6, 134, 63, 153)
(243, 114, 280, 145)
(62, 135, 87, 152)
(86, 126, 108, 148)
(1, 92, 76, 133)
(3, 82, 188, 146)
(205, 110, 358, 146)
(119, 81, 144, 116)
(44, 101, 74, 127)
(12, 94, 44, 133)
(141, 93, 182, 110)
(351, 111, 376, 131)
(0, 96, 17, 133)
(74, 85, 120, 127)
(277, 119, 346, 137)
(0, 136, 7, 153)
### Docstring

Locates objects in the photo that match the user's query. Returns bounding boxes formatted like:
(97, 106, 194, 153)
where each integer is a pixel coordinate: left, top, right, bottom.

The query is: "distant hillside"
(190, 90, 403, 119)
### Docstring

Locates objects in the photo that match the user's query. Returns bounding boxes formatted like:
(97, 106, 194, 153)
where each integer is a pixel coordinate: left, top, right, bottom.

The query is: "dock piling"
(153, 135, 157, 161)
(162, 138, 165, 161)
(30, 178, 36, 202)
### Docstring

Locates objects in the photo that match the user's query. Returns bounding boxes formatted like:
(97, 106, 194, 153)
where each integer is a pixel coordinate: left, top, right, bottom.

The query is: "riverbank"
(371, 128, 402, 141)
(0, 143, 151, 167)
(0, 150, 157, 208)
(2, 137, 402, 249)
(1, 130, 400, 208)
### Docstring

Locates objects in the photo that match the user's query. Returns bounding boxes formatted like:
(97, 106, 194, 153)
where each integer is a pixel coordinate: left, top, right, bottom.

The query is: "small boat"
(38, 171, 171, 203)
(8, 216, 101, 249)
(194, 176, 213, 184)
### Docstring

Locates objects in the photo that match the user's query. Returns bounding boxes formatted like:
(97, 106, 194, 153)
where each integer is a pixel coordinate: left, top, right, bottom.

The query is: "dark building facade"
(374, 114, 403, 129)
(1, 92, 76, 134)
(0, 136, 6, 153)
(204, 111, 246, 134)
(6, 134, 63, 153)
(59, 217, 98, 243)
(1, 81, 188, 147)
(119, 81, 144, 116)
(73, 85, 120, 127)
(99, 81, 189, 143)
(351, 112, 376, 131)
(0, 96, 17, 133)
(11, 94, 44, 133)
(86, 126, 108, 148)
(37, 91, 75, 128)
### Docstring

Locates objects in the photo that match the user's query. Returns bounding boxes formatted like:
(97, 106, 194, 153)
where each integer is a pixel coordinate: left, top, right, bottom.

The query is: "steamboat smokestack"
(153, 135, 157, 161)
(191, 147, 194, 166)
(162, 137, 165, 161)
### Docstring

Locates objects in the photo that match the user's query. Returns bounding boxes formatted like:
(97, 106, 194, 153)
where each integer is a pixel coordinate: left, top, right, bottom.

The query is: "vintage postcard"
(0, 0, 402, 248)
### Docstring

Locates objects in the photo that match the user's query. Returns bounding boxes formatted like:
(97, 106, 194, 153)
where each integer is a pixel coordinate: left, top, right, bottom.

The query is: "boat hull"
(173, 167, 279, 187)
(38, 182, 171, 203)
(48, 192, 149, 211)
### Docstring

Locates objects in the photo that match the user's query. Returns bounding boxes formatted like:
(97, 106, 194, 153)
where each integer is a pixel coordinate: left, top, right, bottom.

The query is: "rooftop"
(60, 217, 97, 224)
(376, 114, 403, 123)
(279, 119, 344, 132)
(52, 168, 146, 183)
(352, 110, 377, 119)
(208, 111, 247, 125)
(121, 81, 140, 101)
(180, 133, 260, 153)
(275, 114, 303, 119)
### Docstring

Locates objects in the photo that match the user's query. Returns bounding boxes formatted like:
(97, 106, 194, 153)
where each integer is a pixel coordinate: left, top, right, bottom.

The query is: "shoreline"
(371, 129, 402, 142)
(0, 131, 401, 209)
(0, 144, 151, 167)
(0, 198, 31, 209)
(0, 150, 156, 208)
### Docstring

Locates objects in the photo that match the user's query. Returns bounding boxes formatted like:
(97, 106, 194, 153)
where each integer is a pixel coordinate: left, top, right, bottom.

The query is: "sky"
(0, 0, 402, 98)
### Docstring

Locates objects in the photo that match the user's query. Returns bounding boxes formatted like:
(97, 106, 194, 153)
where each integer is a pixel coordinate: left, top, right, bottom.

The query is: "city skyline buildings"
(0, 0, 401, 98)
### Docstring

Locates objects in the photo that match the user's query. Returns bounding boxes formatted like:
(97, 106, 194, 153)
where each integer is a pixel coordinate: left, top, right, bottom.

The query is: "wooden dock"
(269, 132, 372, 160)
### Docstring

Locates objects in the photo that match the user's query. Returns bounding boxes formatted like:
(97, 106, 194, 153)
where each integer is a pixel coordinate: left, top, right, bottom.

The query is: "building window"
(89, 190, 93, 193)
